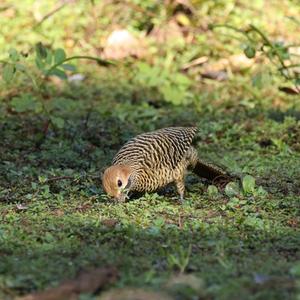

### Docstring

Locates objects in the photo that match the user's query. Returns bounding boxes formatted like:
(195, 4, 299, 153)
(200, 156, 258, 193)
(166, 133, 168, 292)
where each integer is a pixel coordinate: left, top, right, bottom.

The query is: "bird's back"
(112, 127, 198, 170)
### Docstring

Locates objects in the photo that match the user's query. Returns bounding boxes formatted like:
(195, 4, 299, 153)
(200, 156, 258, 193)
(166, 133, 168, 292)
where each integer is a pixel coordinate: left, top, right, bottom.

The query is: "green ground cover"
(0, 1, 299, 299)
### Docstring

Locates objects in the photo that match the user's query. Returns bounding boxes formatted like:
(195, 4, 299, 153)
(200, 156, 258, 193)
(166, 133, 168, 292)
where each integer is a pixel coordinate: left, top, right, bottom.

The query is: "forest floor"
(0, 1, 300, 299)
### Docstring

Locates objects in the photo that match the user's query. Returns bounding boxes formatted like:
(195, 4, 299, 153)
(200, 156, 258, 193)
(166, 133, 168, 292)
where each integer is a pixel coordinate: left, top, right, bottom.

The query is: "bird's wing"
(112, 127, 198, 169)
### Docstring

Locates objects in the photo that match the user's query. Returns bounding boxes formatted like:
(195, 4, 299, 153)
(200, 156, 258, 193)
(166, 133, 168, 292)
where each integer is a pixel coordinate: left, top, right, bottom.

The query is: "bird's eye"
(117, 179, 122, 187)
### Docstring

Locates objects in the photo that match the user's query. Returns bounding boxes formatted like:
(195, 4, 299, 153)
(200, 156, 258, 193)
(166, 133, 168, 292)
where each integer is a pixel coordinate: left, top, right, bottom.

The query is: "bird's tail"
(187, 147, 238, 185)
(192, 159, 237, 185)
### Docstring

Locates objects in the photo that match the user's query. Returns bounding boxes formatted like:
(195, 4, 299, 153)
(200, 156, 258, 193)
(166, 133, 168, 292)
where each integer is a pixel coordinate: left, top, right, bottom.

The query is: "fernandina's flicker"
(102, 127, 232, 202)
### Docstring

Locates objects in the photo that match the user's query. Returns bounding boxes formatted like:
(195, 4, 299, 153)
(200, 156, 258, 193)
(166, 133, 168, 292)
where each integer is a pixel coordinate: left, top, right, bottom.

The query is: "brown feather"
(102, 127, 235, 201)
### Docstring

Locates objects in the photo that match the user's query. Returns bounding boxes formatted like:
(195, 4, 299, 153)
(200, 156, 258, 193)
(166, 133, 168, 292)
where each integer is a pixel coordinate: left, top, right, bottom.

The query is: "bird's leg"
(175, 178, 185, 203)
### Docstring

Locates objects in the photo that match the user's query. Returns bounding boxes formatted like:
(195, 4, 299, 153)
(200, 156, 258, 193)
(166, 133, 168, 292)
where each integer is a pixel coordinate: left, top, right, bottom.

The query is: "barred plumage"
(102, 127, 230, 202)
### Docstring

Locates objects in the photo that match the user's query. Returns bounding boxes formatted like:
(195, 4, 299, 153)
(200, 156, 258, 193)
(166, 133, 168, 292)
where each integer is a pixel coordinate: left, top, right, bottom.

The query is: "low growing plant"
(1, 43, 114, 131)
(212, 24, 300, 94)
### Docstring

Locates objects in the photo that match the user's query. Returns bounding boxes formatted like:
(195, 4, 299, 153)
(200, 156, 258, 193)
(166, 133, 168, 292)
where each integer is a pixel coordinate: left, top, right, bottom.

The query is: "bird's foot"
(170, 195, 184, 204)
(179, 194, 184, 204)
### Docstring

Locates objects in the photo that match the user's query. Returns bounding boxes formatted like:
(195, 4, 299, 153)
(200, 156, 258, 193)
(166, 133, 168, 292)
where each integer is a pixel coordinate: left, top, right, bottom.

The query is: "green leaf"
(2, 64, 15, 82)
(256, 186, 267, 196)
(45, 49, 53, 65)
(207, 185, 219, 196)
(153, 217, 165, 228)
(290, 263, 300, 277)
(274, 42, 290, 60)
(49, 97, 77, 111)
(50, 116, 65, 128)
(252, 73, 263, 88)
(242, 175, 256, 194)
(172, 73, 191, 86)
(252, 72, 271, 89)
(10, 94, 41, 113)
(38, 176, 47, 183)
(35, 42, 47, 59)
(15, 63, 26, 71)
(136, 62, 163, 87)
(244, 45, 256, 58)
(226, 197, 240, 209)
(31, 182, 38, 190)
(160, 84, 186, 105)
(44, 232, 55, 243)
(225, 182, 240, 197)
(35, 57, 45, 71)
(244, 215, 264, 229)
(48, 68, 67, 80)
(54, 48, 66, 64)
(60, 63, 76, 71)
(8, 48, 19, 62)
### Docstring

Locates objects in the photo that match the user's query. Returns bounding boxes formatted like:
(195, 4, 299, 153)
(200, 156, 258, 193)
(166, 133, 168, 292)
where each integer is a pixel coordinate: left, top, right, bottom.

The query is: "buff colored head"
(102, 165, 132, 201)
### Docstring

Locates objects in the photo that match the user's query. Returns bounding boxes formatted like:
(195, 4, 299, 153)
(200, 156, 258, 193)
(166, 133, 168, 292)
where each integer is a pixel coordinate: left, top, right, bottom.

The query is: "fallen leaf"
(278, 86, 300, 95)
(98, 288, 173, 300)
(149, 20, 184, 44)
(17, 266, 118, 300)
(68, 74, 85, 84)
(200, 54, 255, 78)
(181, 56, 208, 71)
(287, 218, 299, 228)
(52, 209, 64, 217)
(165, 274, 205, 293)
(101, 219, 118, 228)
(102, 29, 147, 60)
(201, 70, 228, 81)
(16, 204, 28, 211)
(2, 7, 16, 18)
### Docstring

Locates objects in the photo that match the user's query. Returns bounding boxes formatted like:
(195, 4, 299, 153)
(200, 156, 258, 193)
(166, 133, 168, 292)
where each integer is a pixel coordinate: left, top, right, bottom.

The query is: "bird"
(102, 127, 232, 202)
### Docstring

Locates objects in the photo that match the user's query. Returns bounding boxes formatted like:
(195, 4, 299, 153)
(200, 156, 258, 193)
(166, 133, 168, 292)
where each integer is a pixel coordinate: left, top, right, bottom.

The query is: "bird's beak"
(114, 190, 128, 202)
(117, 193, 126, 202)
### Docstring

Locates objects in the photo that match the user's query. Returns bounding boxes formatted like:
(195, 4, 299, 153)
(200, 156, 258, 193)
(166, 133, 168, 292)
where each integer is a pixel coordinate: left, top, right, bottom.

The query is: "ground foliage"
(0, 1, 300, 299)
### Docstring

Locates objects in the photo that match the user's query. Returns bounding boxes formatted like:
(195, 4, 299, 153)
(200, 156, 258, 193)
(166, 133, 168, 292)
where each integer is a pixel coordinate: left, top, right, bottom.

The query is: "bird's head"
(102, 165, 132, 202)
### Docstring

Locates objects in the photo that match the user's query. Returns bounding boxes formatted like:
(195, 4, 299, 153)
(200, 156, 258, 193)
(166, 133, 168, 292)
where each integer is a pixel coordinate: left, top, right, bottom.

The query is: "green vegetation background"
(0, 1, 299, 299)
